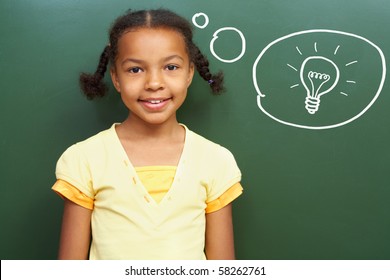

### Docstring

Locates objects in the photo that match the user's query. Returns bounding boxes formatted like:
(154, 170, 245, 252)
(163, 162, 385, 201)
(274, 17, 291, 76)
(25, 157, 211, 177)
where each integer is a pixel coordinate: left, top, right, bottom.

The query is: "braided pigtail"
(192, 45, 225, 95)
(79, 45, 110, 99)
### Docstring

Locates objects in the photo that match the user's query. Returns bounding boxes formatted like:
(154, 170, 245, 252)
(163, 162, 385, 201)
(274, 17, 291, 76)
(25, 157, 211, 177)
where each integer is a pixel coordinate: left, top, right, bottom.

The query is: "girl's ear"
(187, 62, 195, 87)
(110, 67, 121, 93)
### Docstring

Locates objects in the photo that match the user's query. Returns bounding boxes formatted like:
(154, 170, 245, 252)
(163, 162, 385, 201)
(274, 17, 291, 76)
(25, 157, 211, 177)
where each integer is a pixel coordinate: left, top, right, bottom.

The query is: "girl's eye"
(129, 67, 142, 74)
(166, 65, 178, 71)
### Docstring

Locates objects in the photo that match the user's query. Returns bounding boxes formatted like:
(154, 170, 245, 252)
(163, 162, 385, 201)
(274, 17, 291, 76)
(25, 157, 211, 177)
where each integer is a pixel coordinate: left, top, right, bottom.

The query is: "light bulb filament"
(308, 71, 331, 98)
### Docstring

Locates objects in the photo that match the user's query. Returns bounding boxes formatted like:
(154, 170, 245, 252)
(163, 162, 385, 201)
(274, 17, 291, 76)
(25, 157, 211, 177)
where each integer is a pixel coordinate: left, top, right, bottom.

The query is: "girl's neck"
(115, 114, 186, 167)
(117, 114, 184, 142)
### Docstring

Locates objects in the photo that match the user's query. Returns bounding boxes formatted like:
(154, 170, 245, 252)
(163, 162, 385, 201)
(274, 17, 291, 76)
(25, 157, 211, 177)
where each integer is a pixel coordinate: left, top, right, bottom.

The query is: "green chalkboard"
(1, 0, 389, 259)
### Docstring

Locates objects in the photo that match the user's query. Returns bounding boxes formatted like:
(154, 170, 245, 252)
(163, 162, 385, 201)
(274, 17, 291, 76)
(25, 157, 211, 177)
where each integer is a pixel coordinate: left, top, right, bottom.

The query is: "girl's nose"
(145, 70, 164, 91)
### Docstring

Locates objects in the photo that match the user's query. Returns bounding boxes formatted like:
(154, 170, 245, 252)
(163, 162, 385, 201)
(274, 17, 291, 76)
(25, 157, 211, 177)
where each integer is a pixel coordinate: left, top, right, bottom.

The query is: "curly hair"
(79, 9, 224, 99)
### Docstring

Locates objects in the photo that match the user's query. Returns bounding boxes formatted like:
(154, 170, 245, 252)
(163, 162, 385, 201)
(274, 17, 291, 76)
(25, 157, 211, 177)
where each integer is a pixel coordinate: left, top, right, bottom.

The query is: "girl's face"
(110, 27, 194, 126)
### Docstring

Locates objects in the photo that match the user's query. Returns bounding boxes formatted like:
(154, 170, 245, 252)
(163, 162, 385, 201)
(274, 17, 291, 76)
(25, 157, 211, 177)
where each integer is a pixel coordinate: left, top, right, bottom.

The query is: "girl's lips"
(139, 98, 171, 110)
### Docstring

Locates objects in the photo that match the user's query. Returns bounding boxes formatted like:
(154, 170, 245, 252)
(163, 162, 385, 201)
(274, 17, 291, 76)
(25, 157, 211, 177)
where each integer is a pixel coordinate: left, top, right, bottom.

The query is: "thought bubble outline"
(210, 27, 246, 63)
(192, 13, 209, 29)
(253, 29, 386, 130)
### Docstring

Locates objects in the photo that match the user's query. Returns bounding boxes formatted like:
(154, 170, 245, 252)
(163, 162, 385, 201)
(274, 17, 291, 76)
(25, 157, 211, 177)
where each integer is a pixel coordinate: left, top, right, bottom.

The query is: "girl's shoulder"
(59, 123, 118, 159)
(184, 125, 237, 163)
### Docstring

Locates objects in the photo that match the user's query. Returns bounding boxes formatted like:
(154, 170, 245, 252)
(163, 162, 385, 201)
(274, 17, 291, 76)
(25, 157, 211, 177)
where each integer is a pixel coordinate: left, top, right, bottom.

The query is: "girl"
(52, 8, 243, 260)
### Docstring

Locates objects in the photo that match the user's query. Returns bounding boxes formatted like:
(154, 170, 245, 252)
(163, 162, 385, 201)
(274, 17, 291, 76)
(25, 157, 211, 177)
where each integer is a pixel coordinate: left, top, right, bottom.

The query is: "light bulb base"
(305, 96, 320, 114)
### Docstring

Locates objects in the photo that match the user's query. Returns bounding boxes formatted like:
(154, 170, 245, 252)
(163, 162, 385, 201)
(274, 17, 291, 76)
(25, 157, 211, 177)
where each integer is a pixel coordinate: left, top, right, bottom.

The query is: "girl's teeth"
(149, 100, 163, 104)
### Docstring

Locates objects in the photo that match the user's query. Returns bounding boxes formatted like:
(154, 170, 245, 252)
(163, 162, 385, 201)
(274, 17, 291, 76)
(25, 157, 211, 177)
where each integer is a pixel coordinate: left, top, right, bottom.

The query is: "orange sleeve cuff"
(52, 179, 94, 210)
(205, 183, 243, 214)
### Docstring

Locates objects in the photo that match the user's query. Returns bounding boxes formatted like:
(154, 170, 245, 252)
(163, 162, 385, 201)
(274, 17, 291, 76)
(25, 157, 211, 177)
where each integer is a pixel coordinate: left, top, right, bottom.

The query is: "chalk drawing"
(191, 14, 386, 130)
(253, 29, 386, 130)
(210, 27, 246, 63)
(300, 56, 340, 114)
(192, 13, 209, 29)
(192, 13, 246, 63)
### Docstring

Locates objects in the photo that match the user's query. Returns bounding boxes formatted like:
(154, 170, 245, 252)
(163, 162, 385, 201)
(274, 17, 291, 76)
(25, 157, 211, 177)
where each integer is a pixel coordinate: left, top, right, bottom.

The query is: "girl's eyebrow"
(121, 58, 143, 66)
(164, 55, 184, 62)
(121, 55, 184, 66)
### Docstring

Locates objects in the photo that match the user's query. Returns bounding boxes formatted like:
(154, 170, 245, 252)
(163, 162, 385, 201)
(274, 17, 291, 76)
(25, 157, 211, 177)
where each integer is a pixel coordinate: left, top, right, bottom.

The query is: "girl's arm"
(57, 199, 92, 260)
(205, 203, 235, 260)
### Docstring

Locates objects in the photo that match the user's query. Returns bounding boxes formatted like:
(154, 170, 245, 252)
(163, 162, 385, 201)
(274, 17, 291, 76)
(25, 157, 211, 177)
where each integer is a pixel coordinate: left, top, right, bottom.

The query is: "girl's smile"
(139, 97, 172, 111)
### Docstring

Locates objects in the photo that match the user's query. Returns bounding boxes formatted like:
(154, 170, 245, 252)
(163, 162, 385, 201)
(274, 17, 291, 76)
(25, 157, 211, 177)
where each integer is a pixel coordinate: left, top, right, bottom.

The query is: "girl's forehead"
(117, 28, 189, 57)
(120, 27, 185, 43)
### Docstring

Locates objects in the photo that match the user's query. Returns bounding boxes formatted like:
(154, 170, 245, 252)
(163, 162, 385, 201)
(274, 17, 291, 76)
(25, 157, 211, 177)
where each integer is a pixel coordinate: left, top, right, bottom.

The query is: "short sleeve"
(206, 182, 243, 213)
(205, 146, 242, 203)
(52, 179, 94, 209)
(54, 144, 94, 199)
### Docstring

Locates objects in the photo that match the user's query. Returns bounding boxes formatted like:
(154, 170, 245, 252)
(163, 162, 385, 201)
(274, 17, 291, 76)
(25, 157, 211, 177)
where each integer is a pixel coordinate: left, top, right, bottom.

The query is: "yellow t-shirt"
(52, 124, 242, 260)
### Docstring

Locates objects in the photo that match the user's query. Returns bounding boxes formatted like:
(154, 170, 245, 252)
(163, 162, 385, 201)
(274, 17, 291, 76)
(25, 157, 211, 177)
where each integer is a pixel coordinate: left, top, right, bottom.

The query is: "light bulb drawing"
(300, 56, 340, 114)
